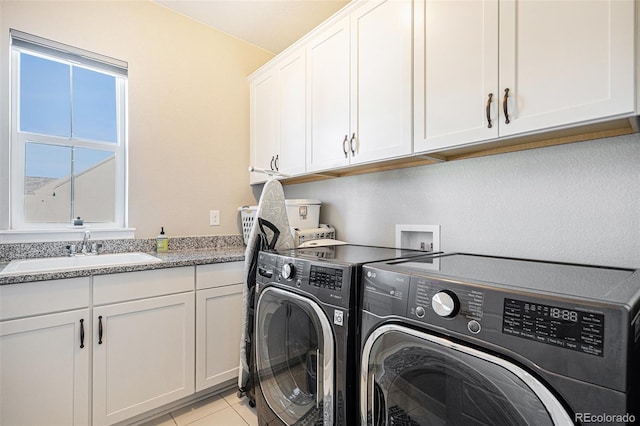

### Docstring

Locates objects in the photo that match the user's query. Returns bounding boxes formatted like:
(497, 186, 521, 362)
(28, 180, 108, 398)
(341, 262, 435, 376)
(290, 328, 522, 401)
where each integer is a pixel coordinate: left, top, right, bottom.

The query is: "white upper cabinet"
(249, 49, 306, 184)
(414, 0, 499, 151)
(250, 72, 279, 184)
(350, 0, 413, 164)
(498, 0, 635, 136)
(415, 0, 636, 152)
(307, 0, 413, 172)
(307, 17, 352, 171)
(278, 51, 307, 178)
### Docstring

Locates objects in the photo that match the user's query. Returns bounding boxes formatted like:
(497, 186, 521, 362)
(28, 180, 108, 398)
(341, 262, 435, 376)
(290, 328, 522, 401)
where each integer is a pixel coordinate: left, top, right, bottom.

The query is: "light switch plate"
(209, 210, 220, 226)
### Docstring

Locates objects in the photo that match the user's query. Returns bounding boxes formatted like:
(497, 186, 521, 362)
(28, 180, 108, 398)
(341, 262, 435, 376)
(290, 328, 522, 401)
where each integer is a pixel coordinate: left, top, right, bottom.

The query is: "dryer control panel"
(256, 251, 352, 308)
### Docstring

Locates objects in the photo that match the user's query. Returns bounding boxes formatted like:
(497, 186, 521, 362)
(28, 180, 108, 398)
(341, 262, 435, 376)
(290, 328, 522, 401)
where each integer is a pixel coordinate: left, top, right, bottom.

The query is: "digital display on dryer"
(502, 298, 604, 357)
(310, 265, 343, 291)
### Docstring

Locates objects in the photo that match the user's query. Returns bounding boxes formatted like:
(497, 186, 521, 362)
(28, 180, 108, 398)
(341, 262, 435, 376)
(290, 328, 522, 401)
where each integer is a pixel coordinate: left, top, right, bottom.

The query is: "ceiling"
(153, 0, 350, 54)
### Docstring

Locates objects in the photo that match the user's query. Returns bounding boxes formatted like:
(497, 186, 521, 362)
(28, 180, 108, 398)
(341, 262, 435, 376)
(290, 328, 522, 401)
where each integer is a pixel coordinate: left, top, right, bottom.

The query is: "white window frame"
(3, 30, 131, 242)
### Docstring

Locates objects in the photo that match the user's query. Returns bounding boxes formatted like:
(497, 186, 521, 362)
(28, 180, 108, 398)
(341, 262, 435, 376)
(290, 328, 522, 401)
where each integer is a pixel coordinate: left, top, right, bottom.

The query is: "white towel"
(238, 178, 294, 391)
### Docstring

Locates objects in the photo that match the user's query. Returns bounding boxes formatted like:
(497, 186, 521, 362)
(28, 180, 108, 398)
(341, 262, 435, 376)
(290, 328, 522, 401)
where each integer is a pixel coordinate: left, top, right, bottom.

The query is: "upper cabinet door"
(307, 17, 352, 172)
(250, 72, 279, 184)
(350, 0, 413, 164)
(277, 50, 306, 177)
(414, 0, 499, 152)
(498, 0, 635, 137)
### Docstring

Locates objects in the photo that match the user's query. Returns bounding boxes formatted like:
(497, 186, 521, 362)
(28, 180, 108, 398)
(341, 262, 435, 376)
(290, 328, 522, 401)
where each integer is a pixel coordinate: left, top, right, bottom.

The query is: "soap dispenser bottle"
(156, 227, 168, 253)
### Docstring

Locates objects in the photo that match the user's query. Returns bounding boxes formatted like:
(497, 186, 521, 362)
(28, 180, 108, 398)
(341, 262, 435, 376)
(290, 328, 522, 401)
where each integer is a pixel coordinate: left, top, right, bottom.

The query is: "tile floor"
(140, 388, 257, 426)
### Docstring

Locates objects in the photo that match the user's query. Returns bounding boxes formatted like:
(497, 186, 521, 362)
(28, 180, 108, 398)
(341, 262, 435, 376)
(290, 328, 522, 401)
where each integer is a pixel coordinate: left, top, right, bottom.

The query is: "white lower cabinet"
(0, 278, 91, 426)
(195, 284, 244, 391)
(0, 309, 91, 426)
(92, 292, 195, 426)
(195, 262, 244, 392)
(92, 268, 195, 426)
(0, 262, 244, 426)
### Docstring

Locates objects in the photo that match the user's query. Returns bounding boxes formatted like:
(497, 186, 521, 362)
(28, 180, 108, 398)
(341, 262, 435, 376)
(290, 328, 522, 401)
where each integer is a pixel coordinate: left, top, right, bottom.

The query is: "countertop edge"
(0, 248, 246, 285)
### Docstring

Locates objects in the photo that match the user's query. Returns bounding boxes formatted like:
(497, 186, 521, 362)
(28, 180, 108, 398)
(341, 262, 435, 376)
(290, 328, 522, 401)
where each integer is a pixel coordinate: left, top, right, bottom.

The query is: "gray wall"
(283, 134, 640, 268)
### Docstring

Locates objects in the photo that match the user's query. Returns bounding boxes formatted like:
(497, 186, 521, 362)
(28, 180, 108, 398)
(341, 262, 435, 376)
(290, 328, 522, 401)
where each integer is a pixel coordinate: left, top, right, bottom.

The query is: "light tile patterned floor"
(140, 388, 257, 426)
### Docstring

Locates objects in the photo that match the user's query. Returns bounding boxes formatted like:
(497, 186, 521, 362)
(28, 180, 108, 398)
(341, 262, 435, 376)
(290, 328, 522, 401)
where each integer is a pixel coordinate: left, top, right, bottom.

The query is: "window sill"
(0, 228, 136, 243)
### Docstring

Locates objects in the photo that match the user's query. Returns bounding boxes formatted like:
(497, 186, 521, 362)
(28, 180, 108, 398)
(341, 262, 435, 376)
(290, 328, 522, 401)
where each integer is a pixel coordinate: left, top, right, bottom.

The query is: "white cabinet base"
(0, 309, 90, 426)
(196, 284, 244, 392)
(92, 292, 195, 426)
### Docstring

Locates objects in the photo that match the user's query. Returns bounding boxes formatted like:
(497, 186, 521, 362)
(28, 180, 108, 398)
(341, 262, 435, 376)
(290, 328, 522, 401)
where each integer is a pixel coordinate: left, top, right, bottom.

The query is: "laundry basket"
(294, 225, 336, 248)
(238, 206, 258, 245)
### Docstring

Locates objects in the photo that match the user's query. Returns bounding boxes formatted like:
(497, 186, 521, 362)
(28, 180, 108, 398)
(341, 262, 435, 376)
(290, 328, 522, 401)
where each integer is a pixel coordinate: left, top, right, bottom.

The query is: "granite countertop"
(0, 247, 246, 285)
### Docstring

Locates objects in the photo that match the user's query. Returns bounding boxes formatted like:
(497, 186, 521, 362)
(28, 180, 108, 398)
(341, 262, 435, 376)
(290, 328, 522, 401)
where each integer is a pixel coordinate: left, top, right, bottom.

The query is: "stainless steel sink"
(0, 252, 162, 276)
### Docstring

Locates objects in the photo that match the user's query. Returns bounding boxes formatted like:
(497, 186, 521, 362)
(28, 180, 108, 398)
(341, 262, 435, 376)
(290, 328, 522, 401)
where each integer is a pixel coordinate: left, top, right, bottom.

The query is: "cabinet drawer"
(93, 267, 194, 305)
(196, 261, 244, 290)
(0, 277, 90, 321)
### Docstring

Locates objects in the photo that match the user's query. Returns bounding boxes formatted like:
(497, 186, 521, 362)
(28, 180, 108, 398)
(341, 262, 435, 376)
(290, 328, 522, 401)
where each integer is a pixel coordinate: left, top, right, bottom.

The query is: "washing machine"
(359, 253, 640, 425)
(253, 244, 430, 426)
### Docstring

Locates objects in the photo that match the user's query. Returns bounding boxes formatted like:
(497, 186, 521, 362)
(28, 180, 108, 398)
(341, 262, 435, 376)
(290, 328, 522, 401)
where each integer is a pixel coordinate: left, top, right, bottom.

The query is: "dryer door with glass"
(256, 286, 334, 425)
(361, 324, 573, 425)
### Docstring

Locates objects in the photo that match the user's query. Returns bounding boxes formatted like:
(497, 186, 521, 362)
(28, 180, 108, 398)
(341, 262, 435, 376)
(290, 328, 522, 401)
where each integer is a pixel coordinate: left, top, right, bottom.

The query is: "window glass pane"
(73, 147, 116, 222)
(20, 53, 71, 137)
(72, 67, 118, 143)
(24, 142, 71, 222)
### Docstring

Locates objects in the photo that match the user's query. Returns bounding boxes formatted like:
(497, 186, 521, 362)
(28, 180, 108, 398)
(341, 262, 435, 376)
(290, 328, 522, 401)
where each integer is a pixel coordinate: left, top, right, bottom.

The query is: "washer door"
(360, 325, 573, 425)
(256, 287, 334, 425)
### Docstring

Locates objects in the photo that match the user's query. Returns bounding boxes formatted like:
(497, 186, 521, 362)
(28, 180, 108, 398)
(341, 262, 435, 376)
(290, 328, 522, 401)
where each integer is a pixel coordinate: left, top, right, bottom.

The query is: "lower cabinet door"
(195, 284, 244, 392)
(0, 309, 90, 426)
(92, 292, 195, 426)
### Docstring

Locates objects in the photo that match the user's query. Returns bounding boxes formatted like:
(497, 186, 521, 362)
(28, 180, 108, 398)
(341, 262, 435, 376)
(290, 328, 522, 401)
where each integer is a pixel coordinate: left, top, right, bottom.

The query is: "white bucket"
(285, 199, 321, 230)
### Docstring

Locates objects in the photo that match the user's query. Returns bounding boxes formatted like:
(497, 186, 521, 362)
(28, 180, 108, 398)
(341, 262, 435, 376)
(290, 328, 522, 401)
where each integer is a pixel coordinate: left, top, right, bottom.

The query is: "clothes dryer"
(253, 245, 429, 425)
(360, 253, 640, 425)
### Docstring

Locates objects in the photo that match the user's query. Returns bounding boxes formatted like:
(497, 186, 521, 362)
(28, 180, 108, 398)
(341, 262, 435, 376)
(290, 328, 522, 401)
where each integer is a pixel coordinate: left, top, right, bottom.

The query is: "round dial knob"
(281, 263, 296, 280)
(431, 291, 459, 318)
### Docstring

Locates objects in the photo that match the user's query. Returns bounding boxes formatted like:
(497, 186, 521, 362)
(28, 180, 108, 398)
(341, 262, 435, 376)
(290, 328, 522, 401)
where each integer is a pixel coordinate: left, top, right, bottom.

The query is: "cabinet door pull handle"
(503, 88, 511, 124)
(349, 133, 356, 156)
(486, 93, 493, 128)
(98, 316, 103, 344)
(274, 154, 279, 171)
(269, 156, 275, 170)
(342, 135, 348, 158)
(80, 319, 85, 349)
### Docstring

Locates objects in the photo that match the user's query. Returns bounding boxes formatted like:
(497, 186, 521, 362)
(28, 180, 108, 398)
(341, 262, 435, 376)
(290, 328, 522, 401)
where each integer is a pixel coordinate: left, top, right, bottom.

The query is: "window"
(9, 30, 128, 230)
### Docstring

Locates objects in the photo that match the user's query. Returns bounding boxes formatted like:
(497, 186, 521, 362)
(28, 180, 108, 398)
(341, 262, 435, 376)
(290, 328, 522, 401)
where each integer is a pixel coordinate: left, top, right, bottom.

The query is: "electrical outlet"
(209, 210, 220, 226)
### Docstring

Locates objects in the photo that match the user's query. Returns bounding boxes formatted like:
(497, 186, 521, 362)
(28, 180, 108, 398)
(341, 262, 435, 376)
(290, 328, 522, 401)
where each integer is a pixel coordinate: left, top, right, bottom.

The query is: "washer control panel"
(431, 290, 460, 318)
(361, 260, 634, 394)
(503, 298, 605, 357)
(410, 276, 485, 324)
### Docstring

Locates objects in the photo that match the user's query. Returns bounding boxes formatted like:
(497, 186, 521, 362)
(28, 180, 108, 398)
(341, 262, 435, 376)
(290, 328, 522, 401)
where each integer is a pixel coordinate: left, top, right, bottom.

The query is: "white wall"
(283, 134, 640, 268)
(0, 0, 273, 238)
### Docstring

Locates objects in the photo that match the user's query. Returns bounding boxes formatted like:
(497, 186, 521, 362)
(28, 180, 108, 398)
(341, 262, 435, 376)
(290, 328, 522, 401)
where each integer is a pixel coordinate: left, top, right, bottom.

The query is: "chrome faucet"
(67, 230, 100, 256)
(81, 230, 91, 254)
